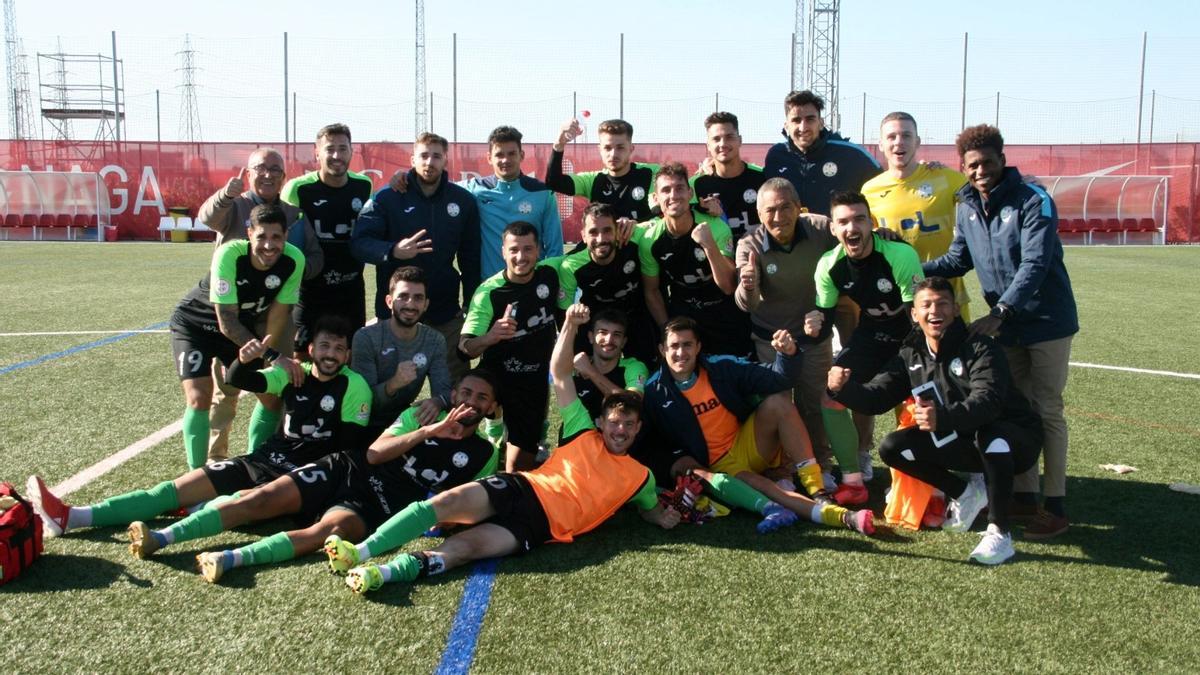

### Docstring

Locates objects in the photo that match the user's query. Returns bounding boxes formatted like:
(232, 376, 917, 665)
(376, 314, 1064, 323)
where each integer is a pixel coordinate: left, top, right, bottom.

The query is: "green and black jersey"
(462, 263, 568, 376)
(374, 406, 501, 493)
(557, 229, 645, 312)
(546, 151, 660, 222)
(174, 239, 304, 332)
(814, 234, 924, 338)
(690, 163, 766, 240)
(573, 356, 648, 421)
(281, 171, 373, 293)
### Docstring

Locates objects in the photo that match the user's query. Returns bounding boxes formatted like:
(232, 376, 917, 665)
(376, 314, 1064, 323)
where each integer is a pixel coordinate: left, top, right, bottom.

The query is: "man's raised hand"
(224, 168, 246, 199)
(392, 228, 435, 260)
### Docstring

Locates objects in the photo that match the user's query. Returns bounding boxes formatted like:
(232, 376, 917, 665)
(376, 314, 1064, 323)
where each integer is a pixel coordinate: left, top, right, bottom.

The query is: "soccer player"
(639, 163, 752, 359)
(546, 118, 659, 222)
(806, 192, 924, 506)
(829, 277, 1042, 564)
(639, 316, 873, 535)
(283, 123, 374, 351)
(692, 112, 767, 241)
(558, 305, 648, 443)
(556, 202, 658, 366)
(196, 148, 322, 462)
(165, 203, 305, 468)
(862, 112, 972, 320)
(460, 221, 566, 472)
(323, 303, 682, 595)
(139, 370, 502, 583)
(25, 317, 370, 542)
(350, 267, 452, 441)
(351, 132, 481, 381)
(924, 124, 1078, 539)
(735, 177, 840, 487)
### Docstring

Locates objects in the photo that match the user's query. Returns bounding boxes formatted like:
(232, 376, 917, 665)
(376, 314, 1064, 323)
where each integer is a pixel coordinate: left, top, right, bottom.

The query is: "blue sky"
(6, 0, 1199, 144)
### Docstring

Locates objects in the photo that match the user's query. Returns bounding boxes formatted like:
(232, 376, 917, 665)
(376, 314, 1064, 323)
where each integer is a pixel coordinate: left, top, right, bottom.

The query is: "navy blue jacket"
(924, 167, 1078, 347)
(763, 128, 881, 216)
(351, 170, 482, 325)
(642, 352, 799, 470)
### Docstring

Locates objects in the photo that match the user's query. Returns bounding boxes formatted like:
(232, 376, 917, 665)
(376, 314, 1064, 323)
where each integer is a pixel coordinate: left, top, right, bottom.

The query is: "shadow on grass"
(0, 553, 150, 593)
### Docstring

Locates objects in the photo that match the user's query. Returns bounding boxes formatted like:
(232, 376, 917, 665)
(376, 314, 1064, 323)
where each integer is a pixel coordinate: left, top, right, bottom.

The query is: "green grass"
(1, 242, 1199, 673)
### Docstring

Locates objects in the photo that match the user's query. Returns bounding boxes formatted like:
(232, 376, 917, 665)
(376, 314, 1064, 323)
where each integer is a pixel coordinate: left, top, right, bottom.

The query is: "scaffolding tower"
(37, 50, 124, 143)
(414, 0, 427, 135)
(805, 0, 840, 132)
(177, 34, 202, 142)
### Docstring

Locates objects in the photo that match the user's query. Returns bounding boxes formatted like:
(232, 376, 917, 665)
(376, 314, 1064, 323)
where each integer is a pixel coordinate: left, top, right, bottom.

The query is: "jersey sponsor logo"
(588, 277, 604, 288)
(403, 454, 451, 488)
(447, 202, 460, 217)
(969, 213, 977, 221)
(623, 260, 637, 275)
(693, 247, 707, 262)
(766, 263, 778, 275)
(216, 279, 231, 295)
(503, 357, 542, 374)
(351, 197, 363, 212)
(320, 395, 336, 412)
(413, 352, 428, 369)
(536, 283, 550, 299)
(660, 252, 674, 261)
(691, 397, 722, 416)
(822, 162, 839, 177)
(403, 206, 416, 213)
(452, 451, 469, 468)
(357, 402, 369, 421)
(295, 395, 310, 401)
(662, 400, 674, 408)
(632, 186, 646, 201)
(842, 281, 855, 290)
(878, 189, 893, 199)
(777, 167, 788, 173)
(236, 279, 249, 286)
(368, 476, 392, 515)
(265, 274, 281, 290)
(918, 183, 934, 198)
(382, 347, 395, 355)
(864, 302, 906, 319)
(1000, 206, 1015, 222)
(424, 438, 440, 446)
(908, 362, 924, 371)
(313, 199, 329, 206)
(950, 357, 965, 377)
(743, 188, 758, 204)
(518, 201, 533, 214)
(877, 278, 894, 293)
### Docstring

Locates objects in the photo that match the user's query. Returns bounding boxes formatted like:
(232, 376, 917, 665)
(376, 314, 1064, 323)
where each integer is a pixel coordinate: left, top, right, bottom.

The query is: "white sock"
(230, 550, 244, 568)
(843, 472, 864, 486)
(356, 542, 372, 561)
(378, 564, 393, 582)
(67, 506, 92, 529)
(160, 528, 176, 545)
(809, 504, 825, 524)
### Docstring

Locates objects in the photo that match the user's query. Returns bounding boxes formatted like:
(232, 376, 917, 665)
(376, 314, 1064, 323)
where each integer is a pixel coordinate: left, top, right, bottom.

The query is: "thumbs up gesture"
(224, 167, 246, 199)
(739, 248, 760, 293)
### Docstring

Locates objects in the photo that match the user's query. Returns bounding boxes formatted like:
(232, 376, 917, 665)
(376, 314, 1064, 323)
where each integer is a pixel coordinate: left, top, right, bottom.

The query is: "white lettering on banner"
(459, 171, 482, 182)
(361, 169, 382, 182)
(133, 166, 166, 216)
(99, 165, 129, 214)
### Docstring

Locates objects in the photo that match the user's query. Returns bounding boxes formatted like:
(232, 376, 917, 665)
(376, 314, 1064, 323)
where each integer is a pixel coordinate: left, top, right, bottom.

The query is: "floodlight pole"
(619, 33, 624, 119)
(1136, 31, 1147, 144)
(283, 32, 290, 145)
(959, 32, 968, 131)
(155, 89, 160, 142)
(111, 31, 120, 142)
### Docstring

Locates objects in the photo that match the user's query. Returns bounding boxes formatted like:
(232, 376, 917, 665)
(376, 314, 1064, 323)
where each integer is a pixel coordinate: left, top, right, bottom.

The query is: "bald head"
(246, 147, 286, 202)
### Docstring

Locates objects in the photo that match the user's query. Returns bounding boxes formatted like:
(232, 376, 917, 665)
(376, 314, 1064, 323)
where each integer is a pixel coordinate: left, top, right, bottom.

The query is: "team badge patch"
(452, 451, 469, 468)
(518, 201, 533, 214)
(623, 260, 637, 274)
(743, 188, 758, 204)
(320, 395, 336, 412)
(877, 278, 894, 293)
(918, 183, 934, 198)
(447, 202, 461, 217)
(693, 247, 707, 261)
(351, 197, 363, 212)
(412, 352, 428, 369)
(766, 263, 778, 275)
(632, 186, 646, 201)
(357, 403, 369, 421)
(1000, 206, 1015, 222)
(822, 162, 838, 177)
(536, 283, 550, 299)
(215, 279, 230, 295)
(265, 274, 281, 289)
(950, 357, 964, 377)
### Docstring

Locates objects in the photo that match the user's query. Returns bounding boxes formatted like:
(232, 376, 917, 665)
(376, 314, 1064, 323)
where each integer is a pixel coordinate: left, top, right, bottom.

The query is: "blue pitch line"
(434, 558, 500, 675)
(0, 321, 169, 376)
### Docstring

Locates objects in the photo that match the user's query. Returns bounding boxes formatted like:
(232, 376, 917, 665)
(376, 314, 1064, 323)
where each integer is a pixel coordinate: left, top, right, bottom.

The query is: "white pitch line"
(52, 420, 183, 497)
(1070, 361, 1200, 380)
(0, 330, 170, 337)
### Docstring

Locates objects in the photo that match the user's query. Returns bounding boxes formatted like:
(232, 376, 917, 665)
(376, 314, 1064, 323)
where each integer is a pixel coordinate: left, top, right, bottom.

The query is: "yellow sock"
(819, 504, 849, 528)
(795, 462, 824, 496)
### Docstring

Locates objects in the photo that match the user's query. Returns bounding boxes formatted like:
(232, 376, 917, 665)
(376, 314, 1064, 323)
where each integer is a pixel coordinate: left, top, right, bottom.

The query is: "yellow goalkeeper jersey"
(863, 164, 971, 317)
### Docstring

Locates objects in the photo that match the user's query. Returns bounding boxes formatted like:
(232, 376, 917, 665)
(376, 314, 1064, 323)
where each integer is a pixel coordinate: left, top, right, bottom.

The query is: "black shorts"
(329, 464, 429, 532)
(284, 453, 356, 525)
(478, 473, 552, 554)
(169, 316, 239, 382)
(496, 373, 550, 454)
(294, 282, 367, 350)
(833, 326, 905, 381)
(202, 450, 304, 496)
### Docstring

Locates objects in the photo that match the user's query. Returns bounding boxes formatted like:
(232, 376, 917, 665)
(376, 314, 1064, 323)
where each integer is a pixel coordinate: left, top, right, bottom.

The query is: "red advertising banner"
(0, 140, 1196, 242)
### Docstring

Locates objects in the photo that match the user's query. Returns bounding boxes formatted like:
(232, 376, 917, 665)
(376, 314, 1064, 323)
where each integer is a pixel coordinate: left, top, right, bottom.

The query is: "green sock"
(383, 552, 423, 583)
(182, 407, 209, 469)
(235, 532, 295, 568)
(89, 481, 179, 527)
(159, 504, 225, 546)
(247, 403, 281, 454)
(705, 473, 771, 514)
(822, 407, 860, 473)
(362, 501, 437, 558)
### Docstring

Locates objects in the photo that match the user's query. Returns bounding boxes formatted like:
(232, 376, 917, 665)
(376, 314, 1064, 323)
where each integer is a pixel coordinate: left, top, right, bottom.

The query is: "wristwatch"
(989, 303, 1013, 321)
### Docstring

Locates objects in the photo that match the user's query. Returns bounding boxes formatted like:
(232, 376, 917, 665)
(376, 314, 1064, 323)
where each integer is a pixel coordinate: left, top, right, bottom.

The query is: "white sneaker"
(970, 524, 1014, 565)
(858, 450, 873, 482)
(943, 473, 987, 533)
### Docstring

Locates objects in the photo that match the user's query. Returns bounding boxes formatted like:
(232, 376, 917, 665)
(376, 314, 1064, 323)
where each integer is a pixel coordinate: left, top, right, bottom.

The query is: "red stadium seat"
(1060, 218, 1093, 244)
(73, 213, 92, 229)
(3, 214, 18, 228)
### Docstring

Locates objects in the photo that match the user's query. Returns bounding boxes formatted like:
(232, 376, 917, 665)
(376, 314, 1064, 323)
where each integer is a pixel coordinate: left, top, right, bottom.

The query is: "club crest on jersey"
(351, 197, 363, 212)
(743, 188, 758, 204)
(950, 357, 964, 377)
(632, 186, 646, 201)
(766, 263, 778, 275)
(413, 352, 428, 369)
(320, 395, 336, 412)
(1000, 206, 1015, 222)
(623, 260, 636, 274)
(518, 201, 533, 214)
(216, 279, 231, 295)
(265, 274, 281, 289)
(693, 247, 707, 261)
(536, 284, 550, 299)
(877, 278, 894, 293)
(357, 403, 369, 420)
(918, 183, 934, 198)
(447, 202, 461, 217)
(452, 451, 469, 468)
(822, 162, 838, 177)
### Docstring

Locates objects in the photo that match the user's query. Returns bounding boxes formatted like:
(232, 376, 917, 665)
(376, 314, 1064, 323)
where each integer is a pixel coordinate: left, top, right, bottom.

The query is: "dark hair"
(591, 308, 629, 332)
(661, 315, 699, 343)
(248, 203, 288, 231)
(388, 266, 427, 294)
(704, 111, 739, 131)
(311, 315, 354, 344)
(582, 202, 617, 225)
(601, 390, 643, 420)
(784, 90, 824, 114)
(829, 190, 871, 212)
(597, 119, 633, 138)
(487, 125, 523, 150)
(456, 367, 501, 399)
(881, 111, 918, 134)
(415, 132, 448, 151)
(654, 161, 690, 187)
(956, 124, 1004, 158)
(503, 220, 539, 243)
(317, 123, 352, 143)
(913, 276, 955, 298)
